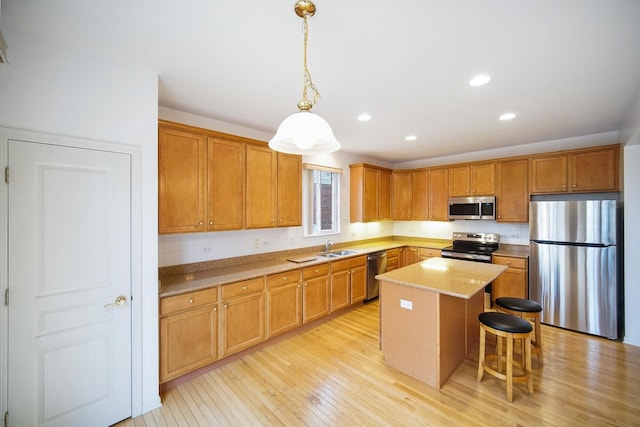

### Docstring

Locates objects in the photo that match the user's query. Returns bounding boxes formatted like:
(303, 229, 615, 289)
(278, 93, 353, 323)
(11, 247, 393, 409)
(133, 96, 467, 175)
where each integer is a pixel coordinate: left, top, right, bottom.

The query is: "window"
(305, 165, 341, 236)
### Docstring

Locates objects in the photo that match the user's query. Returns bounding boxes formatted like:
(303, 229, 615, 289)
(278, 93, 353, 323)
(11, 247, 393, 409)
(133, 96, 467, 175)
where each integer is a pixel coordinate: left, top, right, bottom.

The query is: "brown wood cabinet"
(350, 164, 393, 222)
(412, 169, 430, 220)
(266, 270, 302, 339)
(400, 247, 419, 266)
(246, 145, 301, 228)
(495, 159, 529, 223)
(429, 168, 450, 221)
(158, 126, 207, 234)
(419, 248, 441, 261)
(220, 277, 265, 357)
(392, 171, 412, 220)
(386, 248, 400, 271)
(492, 256, 528, 303)
(302, 264, 330, 323)
(530, 145, 620, 194)
(159, 288, 218, 383)
(330, 256, 367, 310)
(208, 137, 245, 230)
(449, 163, 494, 197)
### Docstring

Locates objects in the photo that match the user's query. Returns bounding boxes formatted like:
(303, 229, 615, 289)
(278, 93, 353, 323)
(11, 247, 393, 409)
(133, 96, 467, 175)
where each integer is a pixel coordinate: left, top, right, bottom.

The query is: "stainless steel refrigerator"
(529, 200, 618, 339)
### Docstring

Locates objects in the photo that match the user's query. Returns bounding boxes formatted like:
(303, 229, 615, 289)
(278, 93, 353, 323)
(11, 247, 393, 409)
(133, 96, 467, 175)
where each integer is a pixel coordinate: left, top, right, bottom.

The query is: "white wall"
(0, 30, 160, 414)
(621, 88, 640, 346)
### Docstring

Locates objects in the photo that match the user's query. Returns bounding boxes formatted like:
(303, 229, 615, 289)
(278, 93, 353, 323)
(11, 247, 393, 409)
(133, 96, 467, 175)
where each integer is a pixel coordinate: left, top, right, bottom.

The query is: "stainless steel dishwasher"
(366, 251, 387, 301)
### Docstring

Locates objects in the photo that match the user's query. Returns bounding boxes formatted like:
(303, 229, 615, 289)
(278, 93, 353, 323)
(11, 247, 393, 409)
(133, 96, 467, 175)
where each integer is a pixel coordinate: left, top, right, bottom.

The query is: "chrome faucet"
(325, 240, 333, 253)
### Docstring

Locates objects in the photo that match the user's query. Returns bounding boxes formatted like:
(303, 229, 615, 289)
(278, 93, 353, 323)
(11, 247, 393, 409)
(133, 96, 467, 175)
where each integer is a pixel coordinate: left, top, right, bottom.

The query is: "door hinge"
(4, 166, 8, 184)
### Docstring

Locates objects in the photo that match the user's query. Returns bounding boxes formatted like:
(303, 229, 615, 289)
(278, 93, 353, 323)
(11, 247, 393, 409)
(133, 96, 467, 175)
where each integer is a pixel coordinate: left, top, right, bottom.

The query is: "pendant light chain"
(301, 13, 320, 108)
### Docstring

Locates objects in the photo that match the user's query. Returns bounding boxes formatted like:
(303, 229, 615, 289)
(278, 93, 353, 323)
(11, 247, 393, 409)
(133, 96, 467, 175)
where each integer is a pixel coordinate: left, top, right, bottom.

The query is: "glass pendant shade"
(269, 110, 341, 155)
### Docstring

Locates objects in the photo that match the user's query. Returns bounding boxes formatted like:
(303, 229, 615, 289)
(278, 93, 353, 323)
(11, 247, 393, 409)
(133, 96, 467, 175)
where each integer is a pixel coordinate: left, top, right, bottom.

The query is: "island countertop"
(376, 257, 507, 299)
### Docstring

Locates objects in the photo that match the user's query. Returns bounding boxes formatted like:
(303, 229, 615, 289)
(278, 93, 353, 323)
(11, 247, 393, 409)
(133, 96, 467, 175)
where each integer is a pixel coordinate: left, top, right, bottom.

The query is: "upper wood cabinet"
(350, 164, 393, 222)
(429, 167, 449, 221)
(392, 171, 412, 220)
(159, 126, 207, 234)
(530, 145, 620, 194)
(449, 163, 494, 197)
(245, 145, 301, 228)
(495, 159, 529, 223)
(208, 137, 245, 231)
(412, 169, 430, 220)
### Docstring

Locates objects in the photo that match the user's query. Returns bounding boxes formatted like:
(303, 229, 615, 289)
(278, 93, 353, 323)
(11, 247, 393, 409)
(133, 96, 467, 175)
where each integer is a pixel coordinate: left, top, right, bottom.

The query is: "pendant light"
(269, 0, 341, 155)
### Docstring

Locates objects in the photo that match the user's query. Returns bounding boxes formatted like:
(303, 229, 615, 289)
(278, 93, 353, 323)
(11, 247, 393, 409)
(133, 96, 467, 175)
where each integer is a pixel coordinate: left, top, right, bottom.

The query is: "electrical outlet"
(253, 239, 261, 249)
(400, 299, 413, 310)
(263, 240, 270, 247)
(351, 232, 356, 237)
(202, 247, 211, 253)
(289, 237, 296, 246)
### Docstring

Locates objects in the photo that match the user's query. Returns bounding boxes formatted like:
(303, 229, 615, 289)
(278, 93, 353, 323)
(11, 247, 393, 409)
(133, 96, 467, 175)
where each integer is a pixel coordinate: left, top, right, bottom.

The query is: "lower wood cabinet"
(267, 270, 302, 339)
(302, 264, 331, 323)
(419, 248, 441, 261)
(159, 288, 218, 383)
(350, 259, 367, 304)
(330, 256, 367, 311)
(492, 255, 528, 303)
(386, 248, 400, 271)
(401, 247, 419, 266)
(221, 277, 265, 357)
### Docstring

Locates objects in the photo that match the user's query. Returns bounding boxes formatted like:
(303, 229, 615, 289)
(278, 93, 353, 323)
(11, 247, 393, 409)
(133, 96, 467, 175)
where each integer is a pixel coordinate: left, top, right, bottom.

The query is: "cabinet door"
(221, 292, 265, 356)
(303, 275, 330, 323)
(379, 169, 392, 220)
(530, 155, 568, 193)
(471, 163, 495, 195)
(159, 305, 218, 383)
(392, 171, 412, 220)
(492, 256, 527, 302)
(330, 270, 351, 312)
(350, 265, 367, 304)
(245, 144, 277, 228)
(419, 248, 441, 261)
(429, 168, 449, 221)
(496, 159, 528, 223)
(449, 166, 470, 197)
(267, 282, 302, 338)
(208, 137, 244, 231)
(570, 147, 619, 192)
(412, 170, 429, 220)
(277, 152, 302, 226)
(401, 247, 419, 266)
(158, 127, 206, 233)
(363, 167, 379, 221)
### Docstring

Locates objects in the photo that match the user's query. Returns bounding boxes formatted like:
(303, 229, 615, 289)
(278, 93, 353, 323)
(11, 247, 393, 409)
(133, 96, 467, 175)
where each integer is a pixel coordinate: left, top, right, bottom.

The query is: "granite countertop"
(159, 239, 527, 298)
(375, 258, 508, 299)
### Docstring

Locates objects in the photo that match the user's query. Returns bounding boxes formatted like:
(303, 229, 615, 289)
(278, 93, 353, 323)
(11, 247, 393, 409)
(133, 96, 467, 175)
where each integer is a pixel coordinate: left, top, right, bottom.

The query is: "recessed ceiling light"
(405, 135, 417, 141)
(499, 112, 517, 121)
(469, 74, 491, 87)
(358, 113, 372, 122)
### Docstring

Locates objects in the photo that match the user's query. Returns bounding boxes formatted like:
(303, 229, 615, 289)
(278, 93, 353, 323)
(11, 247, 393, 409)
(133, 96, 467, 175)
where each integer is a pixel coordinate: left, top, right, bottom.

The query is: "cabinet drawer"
(160, 288, 218, 316)
(387, 248, 400, 258)
(302, 263, 330, 280)
(221, 277, 265, 300)
(350, 255, 367, 268)
(331, 258, 351, 272)
(493, 255, 527, 270)
(267, 270, 301, 288)
(419, 248, 441, 257)
(387, 257, 399, 270)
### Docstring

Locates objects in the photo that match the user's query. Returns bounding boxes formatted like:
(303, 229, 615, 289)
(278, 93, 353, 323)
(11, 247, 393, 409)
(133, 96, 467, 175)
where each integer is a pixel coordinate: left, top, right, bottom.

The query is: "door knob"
(104, 295, 127, 308)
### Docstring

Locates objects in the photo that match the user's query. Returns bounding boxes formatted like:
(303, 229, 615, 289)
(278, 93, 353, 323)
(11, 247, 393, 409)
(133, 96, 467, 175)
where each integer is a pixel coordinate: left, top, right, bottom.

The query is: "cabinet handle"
(224, 304, 228, 309)
(209, 220, 214, 225)
(283, 276, 287, 281)
(573, 184, 577, 188)
(315, 269, 319, 273)
(506, 261, 511, 265)
(243, 286, 247, 291)
(562, 185, 567, 189)
(297, 284, 301, 288)
(279, 218, 282, 222)
(189, 298, 194, 304)
(304, 283, 308, 287)
(497, 215, 501, 219)
(213, 306, 217, 312)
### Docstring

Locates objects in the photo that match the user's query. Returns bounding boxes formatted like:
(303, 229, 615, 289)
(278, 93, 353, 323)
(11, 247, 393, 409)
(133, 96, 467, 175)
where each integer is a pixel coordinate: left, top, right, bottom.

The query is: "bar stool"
(495, 297, 543, 366)
(477, 312, 533, 402)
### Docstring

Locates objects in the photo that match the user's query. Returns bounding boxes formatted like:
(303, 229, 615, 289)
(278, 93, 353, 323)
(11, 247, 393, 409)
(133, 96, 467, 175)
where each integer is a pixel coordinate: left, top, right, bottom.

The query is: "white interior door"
(7, 140, 132, 426)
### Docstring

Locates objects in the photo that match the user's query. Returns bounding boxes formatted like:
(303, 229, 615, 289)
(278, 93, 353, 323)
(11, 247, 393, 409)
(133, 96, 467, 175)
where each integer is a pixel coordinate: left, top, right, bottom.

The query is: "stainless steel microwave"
(448, 196, 496, 220)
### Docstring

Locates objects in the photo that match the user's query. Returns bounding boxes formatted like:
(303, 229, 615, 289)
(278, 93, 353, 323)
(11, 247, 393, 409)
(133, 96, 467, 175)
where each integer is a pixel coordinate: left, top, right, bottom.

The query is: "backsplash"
(159, 220, 529, 267)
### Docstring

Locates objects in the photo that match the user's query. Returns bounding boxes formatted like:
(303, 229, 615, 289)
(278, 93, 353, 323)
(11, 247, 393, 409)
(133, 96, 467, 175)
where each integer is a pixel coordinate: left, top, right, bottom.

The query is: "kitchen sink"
(318, 250, 358, 258)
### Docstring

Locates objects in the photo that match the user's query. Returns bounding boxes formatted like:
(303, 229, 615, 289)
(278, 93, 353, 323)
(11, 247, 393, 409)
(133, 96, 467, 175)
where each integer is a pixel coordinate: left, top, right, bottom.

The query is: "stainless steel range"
(441, 232, 499, 263)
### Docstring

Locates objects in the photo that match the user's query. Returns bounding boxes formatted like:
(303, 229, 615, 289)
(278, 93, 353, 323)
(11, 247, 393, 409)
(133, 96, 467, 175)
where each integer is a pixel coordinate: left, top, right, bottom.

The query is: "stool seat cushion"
(496, 297, 543, 313)
(479, 312, 532, 334)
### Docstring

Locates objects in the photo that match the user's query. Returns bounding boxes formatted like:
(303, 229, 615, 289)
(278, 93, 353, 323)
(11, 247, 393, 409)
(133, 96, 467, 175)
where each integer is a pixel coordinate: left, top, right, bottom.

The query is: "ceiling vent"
(0, 30, 8, 64)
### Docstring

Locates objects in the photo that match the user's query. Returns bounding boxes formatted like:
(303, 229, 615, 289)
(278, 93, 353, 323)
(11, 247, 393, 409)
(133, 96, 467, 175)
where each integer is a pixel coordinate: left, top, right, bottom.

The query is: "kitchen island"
(376, 257, 507, 389)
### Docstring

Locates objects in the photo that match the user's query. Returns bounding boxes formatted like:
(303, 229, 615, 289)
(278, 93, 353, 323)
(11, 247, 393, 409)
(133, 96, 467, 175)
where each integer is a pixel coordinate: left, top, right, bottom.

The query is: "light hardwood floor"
(116, 300, 640, 426)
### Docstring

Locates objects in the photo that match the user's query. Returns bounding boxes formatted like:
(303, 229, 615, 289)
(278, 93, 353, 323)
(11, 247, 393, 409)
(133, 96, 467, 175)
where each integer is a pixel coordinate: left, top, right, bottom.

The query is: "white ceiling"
(3, 0, 640, 162)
